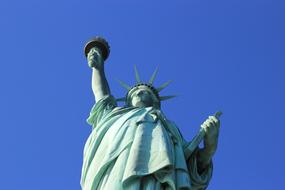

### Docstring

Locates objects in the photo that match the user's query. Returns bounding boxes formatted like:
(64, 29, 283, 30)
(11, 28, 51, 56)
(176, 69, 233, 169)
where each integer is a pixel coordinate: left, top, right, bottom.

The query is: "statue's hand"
(87, 47, 104, 69)
(201, 115, 220, 156)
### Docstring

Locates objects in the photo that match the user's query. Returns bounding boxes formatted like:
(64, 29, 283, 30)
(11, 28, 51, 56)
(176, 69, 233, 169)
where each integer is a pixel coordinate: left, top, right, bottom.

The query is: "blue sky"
(0, 0, 284, 189)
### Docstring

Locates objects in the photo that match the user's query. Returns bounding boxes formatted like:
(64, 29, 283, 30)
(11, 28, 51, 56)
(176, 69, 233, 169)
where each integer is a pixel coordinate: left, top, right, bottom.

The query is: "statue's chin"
(132, 101, 153, 108)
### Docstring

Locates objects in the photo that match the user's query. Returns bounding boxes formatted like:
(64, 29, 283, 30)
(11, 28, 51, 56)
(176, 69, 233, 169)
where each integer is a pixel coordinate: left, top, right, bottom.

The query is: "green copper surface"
(81, 42, 221, 190)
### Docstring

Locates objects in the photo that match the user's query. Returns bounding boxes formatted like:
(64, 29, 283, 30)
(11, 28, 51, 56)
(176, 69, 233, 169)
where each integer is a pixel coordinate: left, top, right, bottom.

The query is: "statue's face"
(130, 88, 156, 108)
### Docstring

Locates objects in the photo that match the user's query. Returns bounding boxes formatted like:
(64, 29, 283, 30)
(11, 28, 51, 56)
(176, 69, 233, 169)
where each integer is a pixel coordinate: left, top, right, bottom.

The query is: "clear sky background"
(0, 0, 284, 189)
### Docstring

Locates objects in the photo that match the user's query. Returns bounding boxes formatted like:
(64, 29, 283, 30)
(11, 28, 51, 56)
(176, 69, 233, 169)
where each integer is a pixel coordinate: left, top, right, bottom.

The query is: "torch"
(84, 36, 110, 61)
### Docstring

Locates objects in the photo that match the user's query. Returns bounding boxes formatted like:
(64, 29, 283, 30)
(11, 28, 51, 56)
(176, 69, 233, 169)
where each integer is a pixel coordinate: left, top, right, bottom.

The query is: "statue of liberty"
(80, 37, 221, 190)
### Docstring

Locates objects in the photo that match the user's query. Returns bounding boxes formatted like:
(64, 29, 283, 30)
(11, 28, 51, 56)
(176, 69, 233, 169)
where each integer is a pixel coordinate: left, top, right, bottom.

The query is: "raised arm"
(87, 47, 111, 102)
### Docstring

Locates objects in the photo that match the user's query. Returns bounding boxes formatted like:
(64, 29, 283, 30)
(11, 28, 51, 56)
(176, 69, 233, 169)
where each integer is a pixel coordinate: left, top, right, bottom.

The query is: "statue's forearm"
(92, 67, 111, 102)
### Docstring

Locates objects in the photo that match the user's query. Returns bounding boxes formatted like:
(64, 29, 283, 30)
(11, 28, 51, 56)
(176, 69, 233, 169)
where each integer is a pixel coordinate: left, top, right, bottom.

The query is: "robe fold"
(81, 95, 212, 190)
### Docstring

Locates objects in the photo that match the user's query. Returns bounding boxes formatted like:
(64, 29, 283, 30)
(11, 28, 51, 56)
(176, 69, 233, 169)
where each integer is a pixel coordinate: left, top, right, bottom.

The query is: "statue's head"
(116, 66, 176, 108)
(127, 84, 160, 108)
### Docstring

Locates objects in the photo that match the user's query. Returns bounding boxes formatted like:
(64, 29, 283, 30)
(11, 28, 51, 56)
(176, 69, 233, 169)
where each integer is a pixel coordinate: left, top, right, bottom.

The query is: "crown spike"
(116, 97, 126, 102)
(116, 79, 131, 90)
(157, 80, 172, 92)
(134, 65, 141, 83)
(149, 66, 159, 84)
(160, 95, 177, 101)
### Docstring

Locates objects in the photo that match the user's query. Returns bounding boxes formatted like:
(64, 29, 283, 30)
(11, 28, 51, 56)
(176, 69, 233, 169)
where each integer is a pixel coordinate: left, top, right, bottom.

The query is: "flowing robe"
(81, 95, 213, 190)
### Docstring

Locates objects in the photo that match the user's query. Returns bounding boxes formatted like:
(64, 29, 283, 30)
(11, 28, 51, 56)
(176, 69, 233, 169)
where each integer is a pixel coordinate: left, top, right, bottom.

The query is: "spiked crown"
(116, 65, 176, 107)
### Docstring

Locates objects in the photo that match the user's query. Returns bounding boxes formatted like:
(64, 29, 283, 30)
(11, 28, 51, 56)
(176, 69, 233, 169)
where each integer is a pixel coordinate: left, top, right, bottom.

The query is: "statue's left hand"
(201, 115, 220, 156)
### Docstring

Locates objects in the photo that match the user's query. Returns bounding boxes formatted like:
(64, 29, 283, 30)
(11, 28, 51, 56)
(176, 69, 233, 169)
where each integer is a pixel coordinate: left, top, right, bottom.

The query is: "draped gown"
(81, 95, 213, 190)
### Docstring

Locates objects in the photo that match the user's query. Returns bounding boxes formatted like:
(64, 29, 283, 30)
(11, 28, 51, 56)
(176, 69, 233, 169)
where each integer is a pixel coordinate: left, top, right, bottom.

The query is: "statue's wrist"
(204, 143, 217, 152)
(198, 148, 215, 160)
(88, 61, 104, 70)
(91, 66, 106, 75)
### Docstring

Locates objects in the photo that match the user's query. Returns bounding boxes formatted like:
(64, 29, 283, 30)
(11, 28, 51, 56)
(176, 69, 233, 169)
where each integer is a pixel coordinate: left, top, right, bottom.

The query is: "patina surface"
(80, 37, 220, 190)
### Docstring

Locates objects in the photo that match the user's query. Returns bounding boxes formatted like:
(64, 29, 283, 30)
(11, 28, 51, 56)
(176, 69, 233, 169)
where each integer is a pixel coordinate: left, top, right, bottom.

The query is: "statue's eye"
(137, 91, 143, 96)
